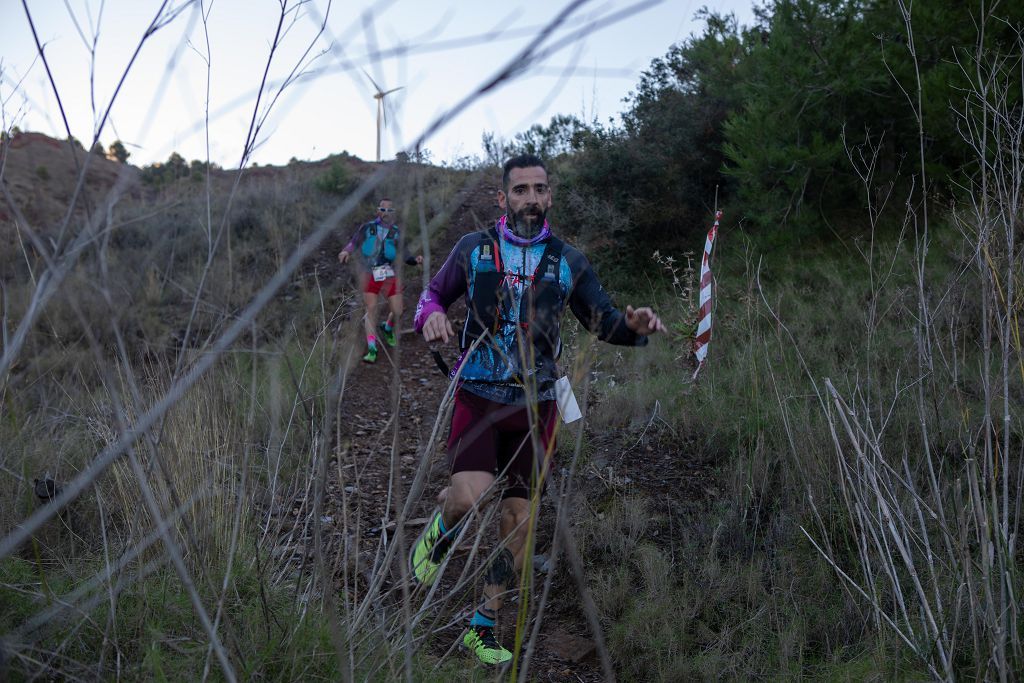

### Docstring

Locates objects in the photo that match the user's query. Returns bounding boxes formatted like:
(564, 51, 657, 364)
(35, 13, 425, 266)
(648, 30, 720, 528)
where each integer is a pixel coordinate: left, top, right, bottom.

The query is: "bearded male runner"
(412, 154, 666, 666)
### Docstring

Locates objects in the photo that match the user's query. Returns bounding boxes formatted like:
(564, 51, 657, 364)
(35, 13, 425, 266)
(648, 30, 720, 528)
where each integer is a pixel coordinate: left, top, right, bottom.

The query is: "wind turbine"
(363, 70, 403, 162)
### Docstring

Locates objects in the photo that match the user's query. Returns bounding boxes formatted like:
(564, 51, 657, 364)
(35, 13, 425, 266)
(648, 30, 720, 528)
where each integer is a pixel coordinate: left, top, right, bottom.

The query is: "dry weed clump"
(651, 248, 697, 344)
(789, 11, 1024, 681)
(108, 369, 252, 572)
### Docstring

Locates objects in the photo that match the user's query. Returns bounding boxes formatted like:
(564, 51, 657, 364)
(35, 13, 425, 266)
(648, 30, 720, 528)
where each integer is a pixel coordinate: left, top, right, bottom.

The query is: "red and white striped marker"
(692, 210, 721, 380)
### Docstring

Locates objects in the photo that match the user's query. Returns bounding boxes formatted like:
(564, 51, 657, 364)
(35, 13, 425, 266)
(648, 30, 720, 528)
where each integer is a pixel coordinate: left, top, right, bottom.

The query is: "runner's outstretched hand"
(625, 306, 667, 335)
(338, 250, 350, 265)
(423, 311, 455, 343)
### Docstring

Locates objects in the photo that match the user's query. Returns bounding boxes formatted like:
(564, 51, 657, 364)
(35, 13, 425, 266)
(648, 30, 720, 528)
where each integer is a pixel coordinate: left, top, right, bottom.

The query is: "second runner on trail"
(338, 197, 423, 363)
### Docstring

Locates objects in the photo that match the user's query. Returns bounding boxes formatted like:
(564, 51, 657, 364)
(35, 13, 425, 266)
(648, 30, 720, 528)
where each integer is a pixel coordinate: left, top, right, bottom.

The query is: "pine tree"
(108, 140, 130, 163)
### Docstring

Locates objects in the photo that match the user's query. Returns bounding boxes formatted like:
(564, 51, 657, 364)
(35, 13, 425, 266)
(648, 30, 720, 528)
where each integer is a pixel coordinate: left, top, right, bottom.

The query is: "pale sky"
(1, 0, 757, 168)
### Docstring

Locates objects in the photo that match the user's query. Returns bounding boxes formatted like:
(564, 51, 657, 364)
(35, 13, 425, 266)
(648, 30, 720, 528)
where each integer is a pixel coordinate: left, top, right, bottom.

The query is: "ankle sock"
(470, 609, 496, 629)
(383, 320, 394, 333)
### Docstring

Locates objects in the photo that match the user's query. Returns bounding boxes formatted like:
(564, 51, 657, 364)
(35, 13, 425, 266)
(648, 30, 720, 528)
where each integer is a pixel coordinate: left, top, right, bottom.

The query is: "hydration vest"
(359, 222, 399, 265)
(462, 229, 565, 359)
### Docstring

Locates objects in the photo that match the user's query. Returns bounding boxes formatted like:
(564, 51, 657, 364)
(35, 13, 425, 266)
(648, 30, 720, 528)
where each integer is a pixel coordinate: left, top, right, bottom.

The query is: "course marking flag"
(693, 210, 721, 380)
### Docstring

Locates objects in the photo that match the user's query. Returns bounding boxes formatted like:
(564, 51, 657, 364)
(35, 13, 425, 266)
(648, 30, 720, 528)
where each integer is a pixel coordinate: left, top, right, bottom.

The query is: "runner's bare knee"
(446, 472, 494, 523)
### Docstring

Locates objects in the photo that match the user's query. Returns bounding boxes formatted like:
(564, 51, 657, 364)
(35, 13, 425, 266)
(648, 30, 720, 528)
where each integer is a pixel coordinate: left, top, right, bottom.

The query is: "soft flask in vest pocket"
(525, 250, 563, 356)
(360, 231, 377, 258)
(465, 241, 503, 346)
(524, 258, 565, 352)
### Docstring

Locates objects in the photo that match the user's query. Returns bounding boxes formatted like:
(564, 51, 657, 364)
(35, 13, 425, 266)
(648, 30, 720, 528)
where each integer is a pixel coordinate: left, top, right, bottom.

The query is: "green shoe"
(362, 346, 378, 363)
(463, 626, 513, 666)
(379, 322, 397, 347)
(409, 511, 452, 586)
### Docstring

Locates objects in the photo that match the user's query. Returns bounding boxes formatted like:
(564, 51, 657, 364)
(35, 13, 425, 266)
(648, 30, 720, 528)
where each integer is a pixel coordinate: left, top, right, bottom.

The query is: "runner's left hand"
(625, 306, 666, 336)
(415, 255, 424, 265)
(423, 311, 455, 343)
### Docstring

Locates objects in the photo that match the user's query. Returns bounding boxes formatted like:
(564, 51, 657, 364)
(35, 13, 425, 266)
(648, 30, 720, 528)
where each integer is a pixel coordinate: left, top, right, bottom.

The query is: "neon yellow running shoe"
(379, 322, 397, 347)
(362, 346, 377, 363)
(409, 511, 452, 586)
(463, 626, 513, 666)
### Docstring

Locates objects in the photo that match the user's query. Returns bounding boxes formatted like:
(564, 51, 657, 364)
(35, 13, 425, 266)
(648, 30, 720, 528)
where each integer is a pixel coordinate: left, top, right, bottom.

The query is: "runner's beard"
(507, 206, 546, 239)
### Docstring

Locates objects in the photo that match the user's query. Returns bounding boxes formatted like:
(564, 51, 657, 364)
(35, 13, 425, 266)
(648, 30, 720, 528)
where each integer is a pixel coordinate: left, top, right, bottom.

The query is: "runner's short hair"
(502, 154, 547, 191)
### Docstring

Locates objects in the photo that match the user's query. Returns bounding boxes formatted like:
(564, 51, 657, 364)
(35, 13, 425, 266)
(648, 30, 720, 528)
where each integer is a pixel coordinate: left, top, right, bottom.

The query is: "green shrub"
(315, 161, 353, 196)
(108, 140, 130, 163)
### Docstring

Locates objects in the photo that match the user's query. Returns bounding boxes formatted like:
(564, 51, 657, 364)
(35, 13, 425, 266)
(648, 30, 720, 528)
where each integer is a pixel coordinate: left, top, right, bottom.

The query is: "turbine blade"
(361, 67, 384, 95)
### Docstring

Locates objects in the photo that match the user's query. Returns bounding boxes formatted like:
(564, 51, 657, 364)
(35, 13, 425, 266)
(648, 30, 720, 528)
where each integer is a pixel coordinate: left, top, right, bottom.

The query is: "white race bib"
(372, 265, 395, 282)
(555, 376, 582, 424)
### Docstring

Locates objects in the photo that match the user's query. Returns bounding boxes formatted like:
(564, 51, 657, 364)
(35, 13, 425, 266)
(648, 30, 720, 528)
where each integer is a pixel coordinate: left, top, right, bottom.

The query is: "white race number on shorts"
(372, 265, 395, 282)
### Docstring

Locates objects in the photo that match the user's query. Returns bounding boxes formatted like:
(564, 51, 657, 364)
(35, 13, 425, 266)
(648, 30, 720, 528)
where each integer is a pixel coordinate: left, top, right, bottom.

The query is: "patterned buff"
(497, 214, 550, 246)
(692, 210, 721, 380)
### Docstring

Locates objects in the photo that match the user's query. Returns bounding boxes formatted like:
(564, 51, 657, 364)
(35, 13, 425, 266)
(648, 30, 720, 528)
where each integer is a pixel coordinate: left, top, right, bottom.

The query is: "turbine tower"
(364, 70, 403, 162)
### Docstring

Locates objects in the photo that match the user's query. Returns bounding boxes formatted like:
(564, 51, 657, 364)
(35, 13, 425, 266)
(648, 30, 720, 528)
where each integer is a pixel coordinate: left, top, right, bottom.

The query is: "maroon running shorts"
(447, 387, 558, 500)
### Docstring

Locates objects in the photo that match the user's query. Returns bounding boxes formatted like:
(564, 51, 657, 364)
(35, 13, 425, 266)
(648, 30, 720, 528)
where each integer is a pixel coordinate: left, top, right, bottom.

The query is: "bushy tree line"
(510, 1, 1023, 248)
(140, 152, 220, 186)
